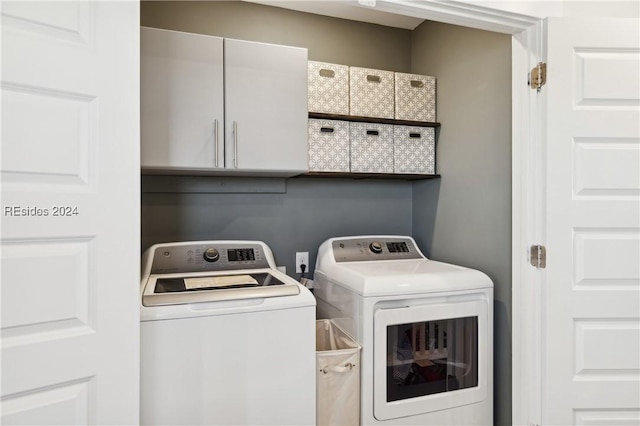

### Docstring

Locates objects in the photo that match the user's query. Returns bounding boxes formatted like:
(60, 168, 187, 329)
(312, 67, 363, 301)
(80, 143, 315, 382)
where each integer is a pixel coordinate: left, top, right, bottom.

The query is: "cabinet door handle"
(214, 119, 219, 167)
(233, 121, 238, 168)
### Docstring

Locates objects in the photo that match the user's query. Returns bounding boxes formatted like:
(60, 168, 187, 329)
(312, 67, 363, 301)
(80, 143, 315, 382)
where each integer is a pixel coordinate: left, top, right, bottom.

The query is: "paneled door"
(544, 17, 640, 425)
(1, 2, 140, 424)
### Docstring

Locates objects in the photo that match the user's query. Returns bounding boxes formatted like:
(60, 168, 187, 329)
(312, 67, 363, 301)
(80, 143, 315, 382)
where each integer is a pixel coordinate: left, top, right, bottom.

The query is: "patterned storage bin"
(395, 72, 436, 122)
(308, 119, 350, 172)
(349, 67, 395, 119)
(308, 61, 350, 115)
(350, 122, 394, 173)
(394, 126, 435, 174)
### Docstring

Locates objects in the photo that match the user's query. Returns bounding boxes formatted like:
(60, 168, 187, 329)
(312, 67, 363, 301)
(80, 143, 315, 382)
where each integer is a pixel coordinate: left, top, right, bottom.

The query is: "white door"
(141, 27, 224, 170)
(544, 17, 640, 425)
(224, 38, 308, 173)
(1, 2, 140, 424)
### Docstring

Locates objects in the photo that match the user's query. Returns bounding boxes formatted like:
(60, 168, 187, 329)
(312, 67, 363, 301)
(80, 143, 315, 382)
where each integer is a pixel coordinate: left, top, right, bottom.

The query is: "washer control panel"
(150, 242, 269, 274)
(331, 237, 423, 262)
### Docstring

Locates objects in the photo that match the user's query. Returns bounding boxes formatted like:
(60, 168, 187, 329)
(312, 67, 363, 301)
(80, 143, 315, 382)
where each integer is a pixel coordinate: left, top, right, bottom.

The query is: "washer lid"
(142, 269, 300, 307)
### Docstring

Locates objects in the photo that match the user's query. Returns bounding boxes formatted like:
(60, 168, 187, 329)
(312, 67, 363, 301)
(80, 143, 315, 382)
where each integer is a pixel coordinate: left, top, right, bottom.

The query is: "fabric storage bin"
(316, 319, 361, 426)
(395, 72, 437, 122)
(308, 119, 350, 172)
(350, 122, 394, 173)
(308, 61, 350, 115)
(394, 125, 436, 174)
(349, 67, 395, 119)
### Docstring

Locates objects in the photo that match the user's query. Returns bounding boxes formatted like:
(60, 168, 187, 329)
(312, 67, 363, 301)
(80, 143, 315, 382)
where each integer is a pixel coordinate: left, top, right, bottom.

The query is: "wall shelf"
(308, 112, 441, 128)
(299, 172, 441, 181)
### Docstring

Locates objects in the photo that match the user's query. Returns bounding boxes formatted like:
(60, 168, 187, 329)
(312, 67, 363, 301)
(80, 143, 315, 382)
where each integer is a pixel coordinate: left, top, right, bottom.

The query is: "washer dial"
(203, 248, 220, 262)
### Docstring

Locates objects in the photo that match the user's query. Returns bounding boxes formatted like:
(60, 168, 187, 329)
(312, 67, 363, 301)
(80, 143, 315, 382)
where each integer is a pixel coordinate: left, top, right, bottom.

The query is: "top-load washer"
(140, 240, 316, 425)
(314, 235, 493, 425)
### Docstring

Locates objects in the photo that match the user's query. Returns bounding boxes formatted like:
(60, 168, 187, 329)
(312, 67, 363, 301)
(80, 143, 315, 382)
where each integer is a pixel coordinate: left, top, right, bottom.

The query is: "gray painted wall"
(411, 21, 512, 426)
(141, 2, 512, 424)
(142, 176, 413, 274)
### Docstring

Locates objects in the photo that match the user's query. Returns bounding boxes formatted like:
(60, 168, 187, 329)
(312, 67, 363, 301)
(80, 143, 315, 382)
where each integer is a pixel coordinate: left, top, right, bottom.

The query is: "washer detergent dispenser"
(314, 235, 493, 425)
(140, 240, 316, 426)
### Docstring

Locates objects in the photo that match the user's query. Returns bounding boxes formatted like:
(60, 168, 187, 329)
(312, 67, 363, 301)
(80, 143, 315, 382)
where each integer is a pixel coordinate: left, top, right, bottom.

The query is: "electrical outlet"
(295, 252, 309, 273)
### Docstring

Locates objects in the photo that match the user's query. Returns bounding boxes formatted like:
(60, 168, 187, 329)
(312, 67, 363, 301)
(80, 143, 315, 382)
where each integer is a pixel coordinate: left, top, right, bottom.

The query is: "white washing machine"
(314, 235, 493, 425)
(140, 240, 316, 425)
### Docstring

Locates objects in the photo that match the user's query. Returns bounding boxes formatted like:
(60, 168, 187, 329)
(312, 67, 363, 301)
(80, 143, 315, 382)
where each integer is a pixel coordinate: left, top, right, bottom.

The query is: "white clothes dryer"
(140, 240, 316, 426)
(314, 235, 493, 425)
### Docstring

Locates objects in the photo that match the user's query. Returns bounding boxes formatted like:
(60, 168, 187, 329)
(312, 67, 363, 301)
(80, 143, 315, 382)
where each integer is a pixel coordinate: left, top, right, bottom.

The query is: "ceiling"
(244, 0, 426, 29)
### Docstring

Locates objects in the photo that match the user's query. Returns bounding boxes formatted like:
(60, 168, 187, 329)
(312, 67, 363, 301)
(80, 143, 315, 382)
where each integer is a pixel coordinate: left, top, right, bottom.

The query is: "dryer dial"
(369, 241, 383, 254)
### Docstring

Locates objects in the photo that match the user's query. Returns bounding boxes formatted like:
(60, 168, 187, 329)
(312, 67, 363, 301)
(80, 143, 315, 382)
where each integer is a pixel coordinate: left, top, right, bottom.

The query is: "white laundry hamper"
(316, 319, 362, 426)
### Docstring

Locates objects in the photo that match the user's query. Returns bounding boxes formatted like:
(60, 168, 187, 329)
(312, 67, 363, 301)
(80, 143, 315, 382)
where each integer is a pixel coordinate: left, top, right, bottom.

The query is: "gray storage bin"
(308, 119, 350, 172)
(350, 122, 394, 173)
(308, 61, 350, 115)
(349, 66, 395, 119)
(393, 125, 436, 174)
(395, 72, 437, 122)
(316, 319, 361, 426)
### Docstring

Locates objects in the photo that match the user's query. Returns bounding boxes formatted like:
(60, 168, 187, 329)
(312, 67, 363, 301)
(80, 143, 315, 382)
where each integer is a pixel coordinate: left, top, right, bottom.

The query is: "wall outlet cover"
(295, 252, 309, 273)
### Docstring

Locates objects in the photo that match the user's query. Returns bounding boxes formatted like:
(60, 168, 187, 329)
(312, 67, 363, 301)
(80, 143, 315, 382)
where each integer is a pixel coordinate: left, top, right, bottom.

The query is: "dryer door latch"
(530, 245, 546, 269)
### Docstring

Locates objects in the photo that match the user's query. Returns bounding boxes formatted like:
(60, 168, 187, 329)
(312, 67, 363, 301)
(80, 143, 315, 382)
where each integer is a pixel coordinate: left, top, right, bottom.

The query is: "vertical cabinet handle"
(233, 121, 238, 168)
(213, 119, 219, 167)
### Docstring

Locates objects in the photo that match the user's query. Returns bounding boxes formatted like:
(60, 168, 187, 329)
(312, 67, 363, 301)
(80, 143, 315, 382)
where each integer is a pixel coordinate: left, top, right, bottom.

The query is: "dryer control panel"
(331, 237, 423, 262)
(149, 242, 270, 274)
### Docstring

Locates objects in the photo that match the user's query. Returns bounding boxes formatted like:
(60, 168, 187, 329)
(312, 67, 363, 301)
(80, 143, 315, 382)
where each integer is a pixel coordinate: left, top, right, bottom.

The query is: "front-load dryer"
(140, 240, 316, 425)
(314, 235, 493, 425)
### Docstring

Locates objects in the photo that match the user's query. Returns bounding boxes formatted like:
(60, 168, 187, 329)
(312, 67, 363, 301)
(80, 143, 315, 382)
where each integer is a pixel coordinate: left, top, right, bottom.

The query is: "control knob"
(369, 241, 383, 254)
(203, 248, 220, 262)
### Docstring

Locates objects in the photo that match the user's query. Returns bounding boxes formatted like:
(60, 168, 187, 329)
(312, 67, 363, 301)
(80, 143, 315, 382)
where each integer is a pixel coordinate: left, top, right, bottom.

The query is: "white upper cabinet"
(141, 27, 224, 170)
(224, 38, 308, 174)
(140, 27, 308, 176)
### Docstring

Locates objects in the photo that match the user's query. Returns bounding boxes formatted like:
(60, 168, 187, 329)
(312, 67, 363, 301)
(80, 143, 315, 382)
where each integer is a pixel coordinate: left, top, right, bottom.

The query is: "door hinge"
(529, 62, 546, 91)
(530, 245, 546, 269)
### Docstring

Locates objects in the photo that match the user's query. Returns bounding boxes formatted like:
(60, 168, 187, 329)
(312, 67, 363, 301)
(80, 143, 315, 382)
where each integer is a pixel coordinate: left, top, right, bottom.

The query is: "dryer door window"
(386, 316, 478, 402)
(373, 300, 488, 421)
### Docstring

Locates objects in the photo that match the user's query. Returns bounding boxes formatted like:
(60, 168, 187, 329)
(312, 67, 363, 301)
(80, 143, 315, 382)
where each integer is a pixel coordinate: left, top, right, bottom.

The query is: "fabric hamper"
(316, 319, 362, 426)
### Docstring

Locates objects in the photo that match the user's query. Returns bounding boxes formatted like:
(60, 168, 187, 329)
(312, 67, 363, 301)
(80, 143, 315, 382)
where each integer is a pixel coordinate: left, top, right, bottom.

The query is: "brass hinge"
(530, 62, 547, 91)
(530, 245, 546, 269)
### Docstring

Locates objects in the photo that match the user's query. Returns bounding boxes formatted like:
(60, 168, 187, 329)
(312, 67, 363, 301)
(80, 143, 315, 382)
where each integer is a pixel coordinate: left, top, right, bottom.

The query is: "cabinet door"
(224, 39, 308, 174)
(141, 27, 224, 170)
